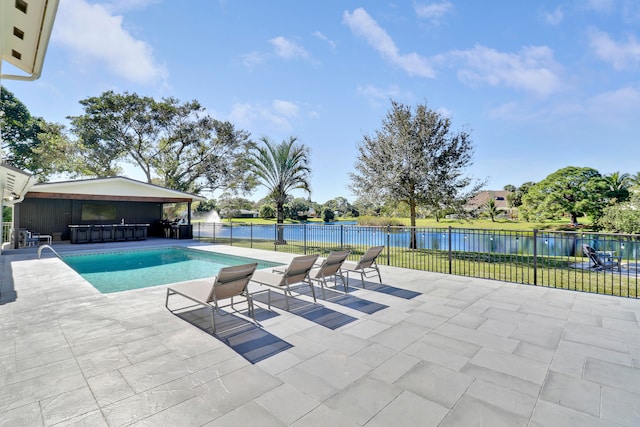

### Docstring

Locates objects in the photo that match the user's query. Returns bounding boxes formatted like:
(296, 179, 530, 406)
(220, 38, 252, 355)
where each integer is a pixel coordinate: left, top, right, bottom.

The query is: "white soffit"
(0, 162, 36, 204)
(28, 177, 207, 201)
(1, 0, 60, 80)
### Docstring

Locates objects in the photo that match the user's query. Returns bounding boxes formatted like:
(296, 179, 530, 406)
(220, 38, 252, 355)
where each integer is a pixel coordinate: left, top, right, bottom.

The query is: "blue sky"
(4, 0, 640, 203)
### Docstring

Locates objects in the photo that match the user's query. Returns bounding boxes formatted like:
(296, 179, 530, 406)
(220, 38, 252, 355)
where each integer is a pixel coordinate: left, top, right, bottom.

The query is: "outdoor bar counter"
(68, 224, 149, 244)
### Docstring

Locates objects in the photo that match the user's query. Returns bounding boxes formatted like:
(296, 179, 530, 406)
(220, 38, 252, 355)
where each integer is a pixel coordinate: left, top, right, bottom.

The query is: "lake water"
(192, 223, 637, 258)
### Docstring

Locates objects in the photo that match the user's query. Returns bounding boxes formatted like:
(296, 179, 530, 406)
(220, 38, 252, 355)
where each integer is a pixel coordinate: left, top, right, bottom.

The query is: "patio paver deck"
(1, 240, 639, 426)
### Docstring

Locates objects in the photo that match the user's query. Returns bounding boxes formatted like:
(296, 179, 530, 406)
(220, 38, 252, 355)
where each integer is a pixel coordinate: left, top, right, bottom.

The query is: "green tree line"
(3, 87, 639, 237)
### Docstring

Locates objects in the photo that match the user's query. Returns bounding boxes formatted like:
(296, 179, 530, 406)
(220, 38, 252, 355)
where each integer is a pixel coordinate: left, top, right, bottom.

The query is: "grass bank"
(193, 216, 593, 231)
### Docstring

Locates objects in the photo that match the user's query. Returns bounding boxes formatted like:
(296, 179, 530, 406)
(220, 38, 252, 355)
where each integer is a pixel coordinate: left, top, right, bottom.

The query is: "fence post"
(229, 222, 233, 246)
(386, 226, 391, 265)
(213, 222, 216, 242)
(533, 229, 538, 286)
(340, 224, 344, 250)
(304, 223, 307, 254)
(448, 226, 452, 275)
(250, 223, 253, 248)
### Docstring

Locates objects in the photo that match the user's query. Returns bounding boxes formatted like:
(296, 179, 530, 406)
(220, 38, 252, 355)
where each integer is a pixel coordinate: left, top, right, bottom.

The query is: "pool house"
(8, 176, 206, 248)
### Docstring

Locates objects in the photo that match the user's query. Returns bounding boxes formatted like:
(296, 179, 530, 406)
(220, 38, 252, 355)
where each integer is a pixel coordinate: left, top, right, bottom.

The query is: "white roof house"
(27, 176, 207, 203)
(0, 0, 60, 205)
(13, 177, 206, 247)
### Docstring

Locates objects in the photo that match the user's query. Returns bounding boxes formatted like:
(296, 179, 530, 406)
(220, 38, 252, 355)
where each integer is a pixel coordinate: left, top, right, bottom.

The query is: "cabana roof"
(26, 176, 207, 203)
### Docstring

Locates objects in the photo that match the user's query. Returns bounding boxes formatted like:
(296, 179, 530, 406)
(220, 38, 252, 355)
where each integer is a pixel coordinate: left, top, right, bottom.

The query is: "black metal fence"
(193, 222, 640, 298)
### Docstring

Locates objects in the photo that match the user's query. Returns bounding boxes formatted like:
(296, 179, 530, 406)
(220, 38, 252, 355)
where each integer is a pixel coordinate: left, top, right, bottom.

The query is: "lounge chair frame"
(582, 244, 621, 272)
(251, 254, 318, 310)
(309, 250, 351, 295)
(341, 246, 384, 288)
(165, 262, 258, 333)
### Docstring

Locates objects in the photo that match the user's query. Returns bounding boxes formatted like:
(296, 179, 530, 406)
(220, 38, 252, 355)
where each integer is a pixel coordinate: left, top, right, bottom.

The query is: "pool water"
(62, 247, 282, 293)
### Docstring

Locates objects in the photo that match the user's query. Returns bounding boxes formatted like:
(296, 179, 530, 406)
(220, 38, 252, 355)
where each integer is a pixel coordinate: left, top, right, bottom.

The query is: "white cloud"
(622, 1, 640, 23)
(357, 84, 400, 100)
(448, 45, 563, 97)
(356, 84, 416, 107)
(415, 2, 454, 22)
(240, 51, 267, 67)
(588, 28, 640, 69)
(228, 100, 300, 133)
(269, 36, 309, 59)
(53, 0, 167, 85)
(103, 0, 160, 13)
(343, 8, 435, 78)
(313, 31, 336, 49)
(436, 107, 453, 118)
(488, 86, 640, 124)
(272, 99, 300, 117)
(586, 0, 615, 13)
(586, 86, 640, 119)
(544, 6, 564, 25)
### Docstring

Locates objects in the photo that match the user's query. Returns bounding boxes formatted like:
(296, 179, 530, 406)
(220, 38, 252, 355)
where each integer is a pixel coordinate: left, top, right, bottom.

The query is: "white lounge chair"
(341, 246, 384, 288)
(309, 250, 351, 294)
(251, 254, 318, 310)
(165, 263, 258, 333)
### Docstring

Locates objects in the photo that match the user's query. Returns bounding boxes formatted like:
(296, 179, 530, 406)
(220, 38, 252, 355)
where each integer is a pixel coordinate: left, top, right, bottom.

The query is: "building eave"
(26, 176, 207, 202)
(1, 0, 60, 81)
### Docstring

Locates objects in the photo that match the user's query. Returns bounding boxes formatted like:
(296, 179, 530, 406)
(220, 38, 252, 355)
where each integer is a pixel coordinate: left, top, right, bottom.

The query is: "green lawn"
(411, 217, 589, 231)
(196, 236, 637, 298)
(194, 215, 593, 231)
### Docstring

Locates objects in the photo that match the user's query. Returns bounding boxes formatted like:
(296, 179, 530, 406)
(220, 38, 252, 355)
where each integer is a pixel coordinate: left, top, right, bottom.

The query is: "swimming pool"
(62, 247, 283, 293)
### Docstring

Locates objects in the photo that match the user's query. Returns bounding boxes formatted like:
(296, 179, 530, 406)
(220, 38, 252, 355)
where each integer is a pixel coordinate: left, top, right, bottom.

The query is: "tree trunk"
(276, 202, 286, 244)
(570, 212, 579, 226)
(409, 201, 417, 249)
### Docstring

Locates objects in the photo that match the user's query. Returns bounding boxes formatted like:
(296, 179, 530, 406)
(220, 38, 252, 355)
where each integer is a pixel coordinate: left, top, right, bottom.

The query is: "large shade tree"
(68, 91, 153, 178)
(520, 166, 608, 225)
(507, 181, 535, 208)
(0, 87, 68, 180)
(152, 100, 254, 194)
(68, 91, 253, 193)
(248, 136, 311, 243)
(350, 100, 482, 248)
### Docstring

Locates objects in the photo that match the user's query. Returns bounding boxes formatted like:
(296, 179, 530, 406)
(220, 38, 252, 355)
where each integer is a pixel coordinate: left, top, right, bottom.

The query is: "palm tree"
(483, 198, 499, 222)
(628, 171, 640, 189)
(248, 136, 311, 243)
(604, 171, 630, 190)
(604, 171, 630, 203)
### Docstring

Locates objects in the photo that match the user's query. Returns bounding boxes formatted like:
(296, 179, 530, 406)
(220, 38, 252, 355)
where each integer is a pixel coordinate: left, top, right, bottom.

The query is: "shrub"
(259, 204, 276, 219)
(322, 208, 335, 222)
(356, 215, 404, 226)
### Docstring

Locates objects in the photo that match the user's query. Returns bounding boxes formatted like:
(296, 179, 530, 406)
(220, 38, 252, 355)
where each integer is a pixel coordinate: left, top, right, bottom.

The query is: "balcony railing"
(193, 222, 640, 298)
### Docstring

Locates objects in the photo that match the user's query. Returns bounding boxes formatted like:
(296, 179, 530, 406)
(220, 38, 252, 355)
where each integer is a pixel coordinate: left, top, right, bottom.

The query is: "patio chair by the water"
(165, 263, 258, 333)
(341, 245, 384, 288)
(309, 250, 351, 295)
(251, 254, 318, 310)
(23, 230, 40, 247)
(582, 244, 621, 272)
